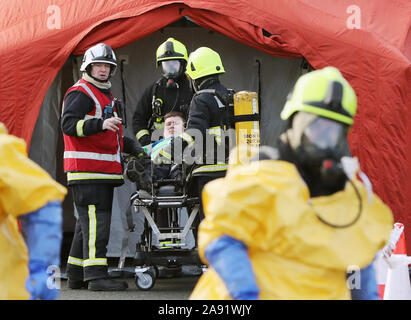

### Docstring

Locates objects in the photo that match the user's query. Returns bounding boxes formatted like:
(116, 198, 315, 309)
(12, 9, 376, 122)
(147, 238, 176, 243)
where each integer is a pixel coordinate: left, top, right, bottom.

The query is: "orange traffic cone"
(383, 223, 411, 300)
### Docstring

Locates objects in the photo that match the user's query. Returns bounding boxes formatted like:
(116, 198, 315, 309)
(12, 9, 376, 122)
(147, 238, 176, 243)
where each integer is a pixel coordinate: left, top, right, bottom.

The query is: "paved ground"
(58, 265, 202, 300)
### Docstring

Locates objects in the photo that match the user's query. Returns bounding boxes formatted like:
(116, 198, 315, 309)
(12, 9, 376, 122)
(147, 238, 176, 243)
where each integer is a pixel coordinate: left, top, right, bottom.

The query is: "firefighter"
(61, 43, 146, 291)
(153, 47, 235, 243)
(132, 37, 194, 147)
(0, 122, 67, 299)
(189, 66, 394, 300)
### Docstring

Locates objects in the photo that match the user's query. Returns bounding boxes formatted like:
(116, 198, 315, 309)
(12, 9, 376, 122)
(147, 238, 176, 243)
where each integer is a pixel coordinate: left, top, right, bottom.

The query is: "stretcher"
(128, 161, 202, 290)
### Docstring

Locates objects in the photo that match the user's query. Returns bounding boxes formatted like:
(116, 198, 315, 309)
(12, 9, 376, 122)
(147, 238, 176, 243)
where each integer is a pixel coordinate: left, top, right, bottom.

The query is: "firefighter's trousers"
(66, 184, 114, 281)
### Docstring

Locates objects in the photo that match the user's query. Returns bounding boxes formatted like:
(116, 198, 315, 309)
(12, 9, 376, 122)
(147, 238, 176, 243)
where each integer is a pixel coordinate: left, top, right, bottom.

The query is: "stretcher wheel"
(151, 266, 159, 279)
(135, 270, 156, 291)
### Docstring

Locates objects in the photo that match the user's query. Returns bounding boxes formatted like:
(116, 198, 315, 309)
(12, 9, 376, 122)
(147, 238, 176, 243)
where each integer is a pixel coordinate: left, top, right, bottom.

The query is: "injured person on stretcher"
(123, 111, 201, 289)
(126, 111, 185, 181)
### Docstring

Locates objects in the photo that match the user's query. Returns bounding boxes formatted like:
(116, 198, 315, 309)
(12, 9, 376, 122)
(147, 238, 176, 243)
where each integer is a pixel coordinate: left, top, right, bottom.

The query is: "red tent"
(1, 0, 410, 250)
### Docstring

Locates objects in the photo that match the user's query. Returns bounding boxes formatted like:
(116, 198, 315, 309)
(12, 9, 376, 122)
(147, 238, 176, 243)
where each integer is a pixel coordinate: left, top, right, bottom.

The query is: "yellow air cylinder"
(233, 91, 260, 164)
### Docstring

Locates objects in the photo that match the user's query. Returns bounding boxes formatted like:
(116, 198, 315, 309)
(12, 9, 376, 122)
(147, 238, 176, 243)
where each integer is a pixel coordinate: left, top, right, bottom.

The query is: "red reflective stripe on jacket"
(63, 79, 123, 175)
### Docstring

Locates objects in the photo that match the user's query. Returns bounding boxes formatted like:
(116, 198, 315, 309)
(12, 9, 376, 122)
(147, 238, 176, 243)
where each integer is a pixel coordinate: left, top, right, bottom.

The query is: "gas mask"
(287, 112, 350, 189)
(161, 60, 182, 80)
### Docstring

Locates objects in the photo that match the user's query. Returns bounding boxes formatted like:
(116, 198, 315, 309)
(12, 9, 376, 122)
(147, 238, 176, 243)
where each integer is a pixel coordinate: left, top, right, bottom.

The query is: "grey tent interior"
(29, 19, 306, 259)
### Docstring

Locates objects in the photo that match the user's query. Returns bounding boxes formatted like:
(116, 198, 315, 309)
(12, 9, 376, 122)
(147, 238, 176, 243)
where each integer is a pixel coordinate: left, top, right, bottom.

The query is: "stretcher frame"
(129, 162, 202, 290)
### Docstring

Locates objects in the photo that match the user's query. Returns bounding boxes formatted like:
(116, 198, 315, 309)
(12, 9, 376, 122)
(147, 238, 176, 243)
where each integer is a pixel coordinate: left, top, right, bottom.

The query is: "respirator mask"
(288, 112, 350, 189)
(161, 60, 182, 80)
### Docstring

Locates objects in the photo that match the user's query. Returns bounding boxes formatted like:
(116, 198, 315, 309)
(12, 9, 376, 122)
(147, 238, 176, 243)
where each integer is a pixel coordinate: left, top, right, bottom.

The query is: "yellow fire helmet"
(156, 37, 188, 67)
(280, 66, 357, 126)
(186, 47, 225, 80)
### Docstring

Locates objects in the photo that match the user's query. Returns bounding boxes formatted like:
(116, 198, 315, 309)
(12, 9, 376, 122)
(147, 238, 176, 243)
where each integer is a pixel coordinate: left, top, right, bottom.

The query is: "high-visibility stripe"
(208, 126, 223, 145)
(136, 129, 150, 140)
(159, 149, 171, 160)
(193, 164, 228, 174)
(86, 204, 107, 268)
(76, 82, 102, 118)
(67, 256, 84, 267)
(84, 258, 108, 267)
(64, 151, 121, 163)
(153, 122, 164, 130)
(213, 95, 226, 109)
(67, 172, 123, 181)
(180, 132, 194, 148)
(76, 120, 86, 137)
(88, 205, 96, 259)
(67, 257, 108, 267)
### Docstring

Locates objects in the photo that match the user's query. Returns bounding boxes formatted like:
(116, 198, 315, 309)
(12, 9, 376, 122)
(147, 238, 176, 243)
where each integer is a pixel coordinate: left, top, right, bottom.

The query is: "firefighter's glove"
(138, 134, 151, 147)
(125, 158, 151, 192)
(128, 141, 149, 160)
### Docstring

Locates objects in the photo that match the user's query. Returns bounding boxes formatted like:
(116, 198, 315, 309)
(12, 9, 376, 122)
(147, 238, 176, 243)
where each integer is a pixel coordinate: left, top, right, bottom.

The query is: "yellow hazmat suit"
(190, 159, 393, 300)
(0, 123, 67, 299)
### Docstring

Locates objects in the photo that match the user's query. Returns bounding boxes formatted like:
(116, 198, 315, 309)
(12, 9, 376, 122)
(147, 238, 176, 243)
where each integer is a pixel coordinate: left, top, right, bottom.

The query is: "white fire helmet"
(80, 43, 117, 77)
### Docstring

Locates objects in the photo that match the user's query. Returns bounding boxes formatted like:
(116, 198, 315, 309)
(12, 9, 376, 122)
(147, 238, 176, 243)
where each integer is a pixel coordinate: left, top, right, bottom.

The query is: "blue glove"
(348, 262, 379, 300)
(20, 201, 63, 300)
(205, 235, 260, 300)
(25, 261, 59, 300)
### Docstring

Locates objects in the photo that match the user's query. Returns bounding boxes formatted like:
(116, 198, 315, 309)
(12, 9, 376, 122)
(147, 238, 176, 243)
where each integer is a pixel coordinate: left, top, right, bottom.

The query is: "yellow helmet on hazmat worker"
(281, 66, 357, 126)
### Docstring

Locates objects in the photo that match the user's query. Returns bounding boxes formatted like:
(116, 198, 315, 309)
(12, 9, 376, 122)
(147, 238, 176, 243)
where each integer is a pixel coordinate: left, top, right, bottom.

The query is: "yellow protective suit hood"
(0, 123, 67, 299)
(190, 160, 393, 300)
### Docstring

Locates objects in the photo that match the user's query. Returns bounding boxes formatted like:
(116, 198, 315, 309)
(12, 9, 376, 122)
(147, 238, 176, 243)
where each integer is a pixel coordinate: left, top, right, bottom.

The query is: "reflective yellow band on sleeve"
(136, 129, 150, 140)
(76, 120, 86, 137)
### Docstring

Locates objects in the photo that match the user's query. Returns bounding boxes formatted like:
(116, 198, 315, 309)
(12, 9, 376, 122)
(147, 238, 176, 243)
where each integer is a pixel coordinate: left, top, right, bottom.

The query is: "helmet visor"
(302, 117, 347, 151)
(161, 60, 181, 79)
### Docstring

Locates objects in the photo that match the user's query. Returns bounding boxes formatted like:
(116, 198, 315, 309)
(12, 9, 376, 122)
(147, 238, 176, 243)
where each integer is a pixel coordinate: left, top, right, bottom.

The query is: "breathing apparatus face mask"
(161, 60, 182, 80)
(284, 111, 364, 229)
(288, 112, 350, 188)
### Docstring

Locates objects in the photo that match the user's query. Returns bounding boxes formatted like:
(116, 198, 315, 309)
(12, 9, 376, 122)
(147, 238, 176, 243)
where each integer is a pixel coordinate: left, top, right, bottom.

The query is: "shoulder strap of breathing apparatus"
(194, 88, 236, 129)
(194, 89, 261, 129)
